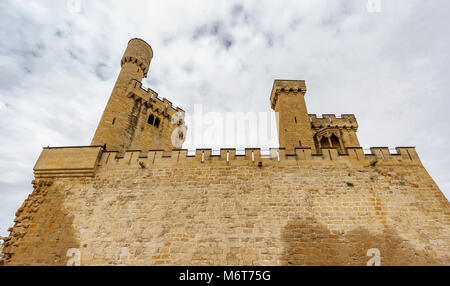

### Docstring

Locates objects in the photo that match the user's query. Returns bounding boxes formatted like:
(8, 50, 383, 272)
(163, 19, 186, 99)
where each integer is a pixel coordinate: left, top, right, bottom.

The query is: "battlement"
(98, 146, 420, 168)
(32, 145, 422, 178)
(270, 79, 307, 109)
(126, 79, 185, 117)
(309, 114, 358, 129)
(120, 38, 153, 77)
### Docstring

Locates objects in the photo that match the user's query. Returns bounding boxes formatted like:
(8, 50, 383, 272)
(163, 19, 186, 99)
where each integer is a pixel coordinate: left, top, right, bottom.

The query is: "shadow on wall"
(1, 180, 79, 265)
(281, 217, 444, 266)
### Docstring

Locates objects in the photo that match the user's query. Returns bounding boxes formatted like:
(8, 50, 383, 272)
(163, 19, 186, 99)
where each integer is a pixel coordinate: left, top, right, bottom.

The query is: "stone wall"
(0, 241, 3, 264)
(2, 147, 449, 265)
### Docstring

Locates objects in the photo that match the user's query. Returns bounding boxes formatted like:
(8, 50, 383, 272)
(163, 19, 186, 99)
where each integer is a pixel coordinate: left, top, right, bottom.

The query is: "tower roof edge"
(128, 38, 154, 54)
(270, 79, 307, 110)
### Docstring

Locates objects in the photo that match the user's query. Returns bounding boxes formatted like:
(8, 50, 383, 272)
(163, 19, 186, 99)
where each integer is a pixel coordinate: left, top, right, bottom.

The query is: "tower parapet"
(121, 38, 153, 77)
(309, 114, 358, 129)
(270, 80, 307, 109)
(309, 114, 360, 152)
(126, 79, 184, 116)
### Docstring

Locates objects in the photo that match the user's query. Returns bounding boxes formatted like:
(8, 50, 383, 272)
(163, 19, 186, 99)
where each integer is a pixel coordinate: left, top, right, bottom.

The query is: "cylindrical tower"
(91, 39, 153, 151)
(120, 38, 153, 81)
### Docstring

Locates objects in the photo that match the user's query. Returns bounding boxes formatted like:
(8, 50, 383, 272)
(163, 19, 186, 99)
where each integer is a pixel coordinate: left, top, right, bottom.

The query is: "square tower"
(270, 80, 315, 154)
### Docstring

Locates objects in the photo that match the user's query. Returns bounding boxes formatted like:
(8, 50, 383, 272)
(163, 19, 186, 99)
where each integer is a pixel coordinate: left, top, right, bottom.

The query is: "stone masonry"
(1, 39, 448, 266)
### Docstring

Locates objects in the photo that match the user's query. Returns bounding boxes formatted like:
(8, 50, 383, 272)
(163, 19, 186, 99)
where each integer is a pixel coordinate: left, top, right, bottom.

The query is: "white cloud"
(0, 0, 449, 236)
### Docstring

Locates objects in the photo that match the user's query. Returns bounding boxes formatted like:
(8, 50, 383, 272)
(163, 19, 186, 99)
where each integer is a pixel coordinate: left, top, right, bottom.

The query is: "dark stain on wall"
(281, 216, 444, 265)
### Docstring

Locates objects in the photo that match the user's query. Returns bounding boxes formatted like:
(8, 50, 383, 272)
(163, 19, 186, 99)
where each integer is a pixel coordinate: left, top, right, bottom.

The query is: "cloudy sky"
(0, 0, 449, 237)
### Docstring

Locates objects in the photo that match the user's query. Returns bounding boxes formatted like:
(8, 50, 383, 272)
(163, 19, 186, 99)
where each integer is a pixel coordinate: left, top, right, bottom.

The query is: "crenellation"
(245, 148, 261, 162)
(220, 148, 237, 161)
(127, 79, 184, 117)
(396, 147, 421, 163)
(370, 147, 393, 162)
(321, 147, 339, 161)
(120, 38, 153, 77)
(294, 147, 313, 161)
(31, 145, 424, 176)
(346, 147, 365, 161)
(270, 79, 307, 109)
(309, 114, 358, 129)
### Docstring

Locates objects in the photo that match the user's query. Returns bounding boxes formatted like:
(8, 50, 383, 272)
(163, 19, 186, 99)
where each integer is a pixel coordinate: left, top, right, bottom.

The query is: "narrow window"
(148, 114, 155, 125)
(154, 117, 160, 128)
(299, 140, 301, 147)
(112, 118, 115, 125)
(294, 116, 297, 123)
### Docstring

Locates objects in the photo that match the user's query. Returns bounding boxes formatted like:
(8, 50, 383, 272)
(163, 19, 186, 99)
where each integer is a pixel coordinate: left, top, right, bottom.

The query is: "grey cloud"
(192, 21, 223, 39)
(231, 4, 244, 17)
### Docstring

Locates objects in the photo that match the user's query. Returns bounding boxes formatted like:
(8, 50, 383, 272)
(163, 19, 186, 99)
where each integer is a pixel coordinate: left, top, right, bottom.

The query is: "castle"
(1, 39, 448, 265)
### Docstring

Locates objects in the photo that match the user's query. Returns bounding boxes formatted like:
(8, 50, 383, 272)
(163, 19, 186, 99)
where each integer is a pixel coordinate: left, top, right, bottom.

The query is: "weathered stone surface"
(0, 241, 3, 264)
(2, 149, 449, 265)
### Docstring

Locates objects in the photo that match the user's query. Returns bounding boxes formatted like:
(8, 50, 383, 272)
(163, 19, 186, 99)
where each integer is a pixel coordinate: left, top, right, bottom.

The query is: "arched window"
(154, 117, 160, 128)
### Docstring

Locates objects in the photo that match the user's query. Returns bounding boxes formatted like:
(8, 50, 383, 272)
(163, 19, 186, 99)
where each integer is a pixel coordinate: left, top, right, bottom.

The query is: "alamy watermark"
(66, 248, 80, 266)
(66, 247, 129, 266)
(170, 104, 279, 150)
(366, 248, 381, 266)
(367, 0, 381, 13)
(67, 0, 81, 14)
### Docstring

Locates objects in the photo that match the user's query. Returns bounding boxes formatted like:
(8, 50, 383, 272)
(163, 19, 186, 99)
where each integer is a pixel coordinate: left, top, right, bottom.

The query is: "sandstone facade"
(1, 38, 448, 266)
